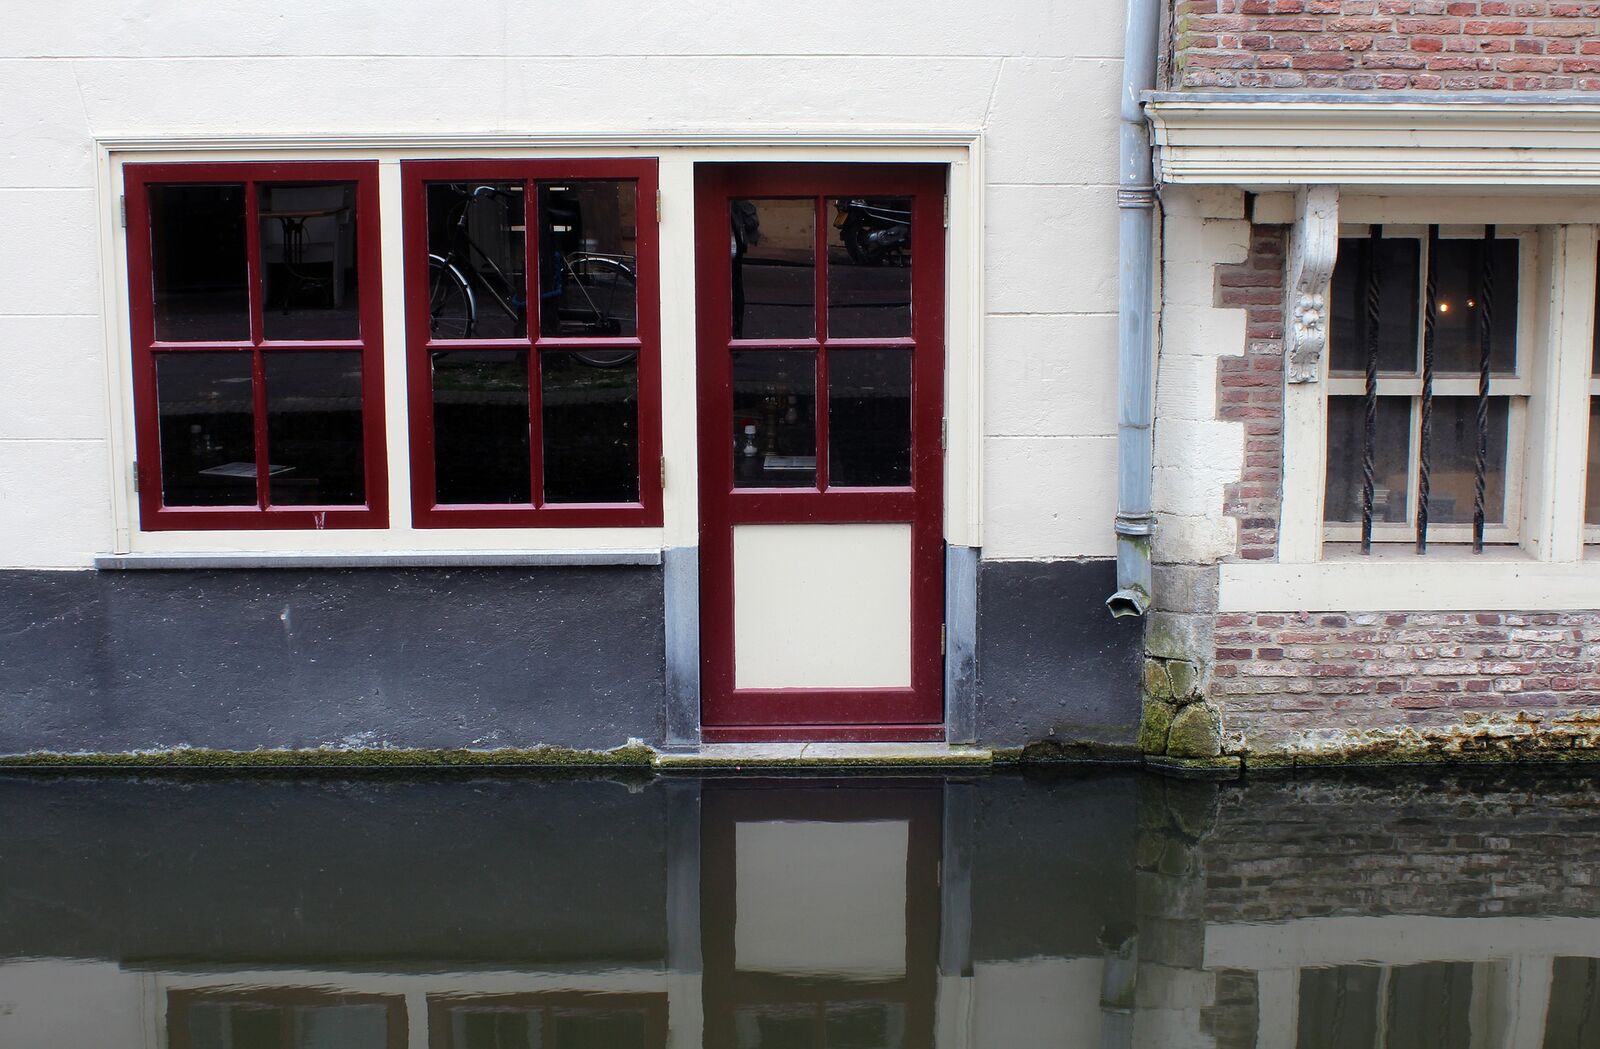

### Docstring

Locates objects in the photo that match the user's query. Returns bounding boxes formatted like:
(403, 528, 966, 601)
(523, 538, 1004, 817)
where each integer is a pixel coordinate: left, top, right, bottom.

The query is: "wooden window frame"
(1322, 225, 1535, 548)
(401, 158, 663, 529)
(124, 161, 389, 531)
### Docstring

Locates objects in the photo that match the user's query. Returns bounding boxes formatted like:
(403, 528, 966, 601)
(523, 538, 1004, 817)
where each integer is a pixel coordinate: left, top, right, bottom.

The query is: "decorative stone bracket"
(1284, 185, 1339, 384)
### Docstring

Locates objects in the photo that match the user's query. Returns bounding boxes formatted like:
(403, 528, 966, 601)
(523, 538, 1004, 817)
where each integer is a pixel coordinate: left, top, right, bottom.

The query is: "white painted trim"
(1219, 555, 1600, 612)
(1149, 100, 1600, 187)
(94, 132, 984, 559)
(1206, 915, 1600, 969)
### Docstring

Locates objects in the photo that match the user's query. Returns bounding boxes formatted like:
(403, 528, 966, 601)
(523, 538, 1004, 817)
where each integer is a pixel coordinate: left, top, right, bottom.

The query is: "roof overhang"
(1146, 92, 1600, 189)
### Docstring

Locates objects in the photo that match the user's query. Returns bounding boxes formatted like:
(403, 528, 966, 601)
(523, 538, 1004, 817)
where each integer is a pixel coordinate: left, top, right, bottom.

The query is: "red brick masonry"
(1217, 225, 1286, 561)
(1212, 610, 1600, 751)
(1175, 0, 1600, 91)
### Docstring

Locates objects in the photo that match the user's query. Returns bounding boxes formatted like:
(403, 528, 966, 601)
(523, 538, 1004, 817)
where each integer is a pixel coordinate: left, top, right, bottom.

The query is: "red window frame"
(401, 159, 663, 528)
(124, 161, 388, 530)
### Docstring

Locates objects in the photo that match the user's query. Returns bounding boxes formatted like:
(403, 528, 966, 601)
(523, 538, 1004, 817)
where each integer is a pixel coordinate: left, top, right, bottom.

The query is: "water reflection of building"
(0, 772, 1598, 1047)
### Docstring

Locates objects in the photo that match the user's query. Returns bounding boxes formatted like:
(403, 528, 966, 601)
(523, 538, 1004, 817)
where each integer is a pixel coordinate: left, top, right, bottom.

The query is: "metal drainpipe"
(1107, 0, 1162, 619)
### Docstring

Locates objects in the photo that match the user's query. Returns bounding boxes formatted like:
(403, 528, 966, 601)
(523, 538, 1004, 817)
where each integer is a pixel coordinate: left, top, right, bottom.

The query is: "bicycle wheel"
(551, 256, 636, 334)
(428, 255, 475, 338)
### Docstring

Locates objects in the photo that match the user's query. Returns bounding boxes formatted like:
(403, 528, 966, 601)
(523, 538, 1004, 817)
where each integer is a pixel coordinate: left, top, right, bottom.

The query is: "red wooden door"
(695, 164, 946, 742)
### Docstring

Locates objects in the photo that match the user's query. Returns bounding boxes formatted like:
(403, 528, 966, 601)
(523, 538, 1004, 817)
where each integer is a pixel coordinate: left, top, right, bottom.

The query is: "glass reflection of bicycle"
(428, 183, 638, 365)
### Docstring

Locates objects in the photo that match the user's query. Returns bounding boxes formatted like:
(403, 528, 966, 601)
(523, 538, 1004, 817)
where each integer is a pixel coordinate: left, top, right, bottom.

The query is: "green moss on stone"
(1166, 703, 1223, 759)
(1166, 660, 1200, 701)
(1138, 696, 1176, 755)
(1143, 659, 1173, 700)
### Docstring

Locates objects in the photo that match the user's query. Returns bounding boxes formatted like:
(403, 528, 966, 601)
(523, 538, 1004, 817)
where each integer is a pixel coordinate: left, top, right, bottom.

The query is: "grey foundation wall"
(0, 566, 666, 755)
(977, 559, 1144, 748)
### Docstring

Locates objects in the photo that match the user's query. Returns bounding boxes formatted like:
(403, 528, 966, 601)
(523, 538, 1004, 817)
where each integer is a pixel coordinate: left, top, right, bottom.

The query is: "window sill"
(1218, 548, 1598, 613)
(94, 549, 662, 571)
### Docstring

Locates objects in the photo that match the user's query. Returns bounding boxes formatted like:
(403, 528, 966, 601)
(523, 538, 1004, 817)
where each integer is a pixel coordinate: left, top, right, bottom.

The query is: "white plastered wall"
(0, 0, 1126, 568)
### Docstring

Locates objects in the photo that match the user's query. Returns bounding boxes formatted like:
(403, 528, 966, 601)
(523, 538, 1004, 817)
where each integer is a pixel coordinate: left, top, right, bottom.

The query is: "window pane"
(551, 1008, 648, 1049)
(1324, 396, 1410, 524)
(1426, 396, 1509, 526)
(449, 1008, 540, 1049)
(1298, 966, 1381, 1049)
(294, 1004, 390, 1049)
(828, 348, 912, 487)
(155, 352, 257, 506)
(1330, 235, 1419, 374)
(1385, 962, 1475, 1049)
(426, 182, 526, 339)
(432, 350, 530, 504)
(264, 352, 364, 506)
(541, 351, 639, 504)
(538, 182, 638, 337)
(1432, 237, 1518, 374)
(732, 350, 816, 488)
(1545, 957, 1600, 1049)
(827, 197, 911, 338)
(1588, 398, 1600, 528)
(149, 184, 249, 342)
(732, 199, 814, 339)
(259, 182, 360, 341)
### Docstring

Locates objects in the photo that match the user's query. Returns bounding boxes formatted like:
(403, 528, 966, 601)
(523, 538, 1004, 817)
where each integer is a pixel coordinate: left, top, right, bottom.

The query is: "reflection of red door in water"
(694, 165, 947, 741)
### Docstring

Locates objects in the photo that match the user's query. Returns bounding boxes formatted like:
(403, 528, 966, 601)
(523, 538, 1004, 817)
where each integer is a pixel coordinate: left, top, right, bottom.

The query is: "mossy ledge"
(0, 743, 658, 770)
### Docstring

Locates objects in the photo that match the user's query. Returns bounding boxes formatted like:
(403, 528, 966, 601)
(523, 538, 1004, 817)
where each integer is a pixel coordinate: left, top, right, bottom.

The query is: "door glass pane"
(431, 349, 530, 504)
(1330, 236, 1420, 375)
(155, 351, 257, 507)
(259, 182, 360, 341)
(1427, 396, 1509, 525)
(426, 181, 526, 339)
(732, 350, 816, 488)
(541, 351, 639, 504)
(829, 348, 912, 487)
(264, 351, 364, 506)
(1589, 398, 1600, 527)
(149, 184, 249, 342)
(1432, 237, 1518, 374)
(1324, 396, 1411, 524)
(827, 197, 911, 339)
(732, 199, 814, 339)
(538, 181, 638, 337)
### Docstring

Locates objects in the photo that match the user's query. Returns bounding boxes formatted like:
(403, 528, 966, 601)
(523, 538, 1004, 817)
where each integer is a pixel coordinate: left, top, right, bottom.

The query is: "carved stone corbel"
(1284, 185, 1340, 384)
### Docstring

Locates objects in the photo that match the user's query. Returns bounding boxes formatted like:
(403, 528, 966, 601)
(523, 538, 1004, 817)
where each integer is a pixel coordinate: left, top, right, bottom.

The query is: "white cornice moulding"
(1146, 97, 1600, 187)
(95, 128, 984, 153)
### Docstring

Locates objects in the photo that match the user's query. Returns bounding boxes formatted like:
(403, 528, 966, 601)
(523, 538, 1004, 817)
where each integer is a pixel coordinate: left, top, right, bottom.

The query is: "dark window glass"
(1588, 399, 1600, 529)
(829, 348, 912, 487)
(541, 351, 639, 504)
(732, 350, 816, 488)
(1330, 235, 1420, 375)
(155, 352, 257, 506)
(1544, 957, 1600, 1049)
(1433, 237, 1518, 374)
(259, 182, 360, 341)
(538, 182, 638, 337)
(264, 352, 364, 506)
(827, 197, 911, 339)
(432, 350, 531, 504)
(426, 181, 526, 339)
(448, 1008, 537, 1049)
(1324, 396, 1411, 524)
(1298, 966, 1380, 1049)
(150, 184, 249, 342)
(732, 199, 814, 339)
(1426, 396, 1509, 525)
(551, 1008, 649, 1049)
(1385, 962, 1475, 1049)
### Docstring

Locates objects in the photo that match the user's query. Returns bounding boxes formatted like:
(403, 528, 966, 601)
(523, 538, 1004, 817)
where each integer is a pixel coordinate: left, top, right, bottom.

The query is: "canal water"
(2, 767, 1597, 1047)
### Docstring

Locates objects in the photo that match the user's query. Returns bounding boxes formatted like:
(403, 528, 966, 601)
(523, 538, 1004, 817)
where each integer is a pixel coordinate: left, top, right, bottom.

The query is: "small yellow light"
(1439, 302, 1450, 313)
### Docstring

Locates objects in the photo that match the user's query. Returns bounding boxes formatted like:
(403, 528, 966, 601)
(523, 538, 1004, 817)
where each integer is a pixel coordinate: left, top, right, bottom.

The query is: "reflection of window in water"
(734, 1001, 906, 1049)
(430, 995, 665, 1049)
(1546, 957, 1600, 1049)
(1296, 962, 1482, 1049)
(171, 992, 401, 1049)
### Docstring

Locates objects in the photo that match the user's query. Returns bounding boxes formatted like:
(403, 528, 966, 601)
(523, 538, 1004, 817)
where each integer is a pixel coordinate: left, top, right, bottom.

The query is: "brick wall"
(1196, 773, 1600, 921)
(1213, 610, 1600, 753)
(1175, 1, 1600, 91)
(1216, 225, 1286, 562)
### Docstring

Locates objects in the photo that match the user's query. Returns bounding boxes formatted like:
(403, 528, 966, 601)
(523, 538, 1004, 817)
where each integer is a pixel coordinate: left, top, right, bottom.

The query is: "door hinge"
(131, 460, 139, 492)
(941, 624, 947, 655)
(119, 195, 127, 228)
(942, 194, 949, 229)
(660, 455, 667, 490)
